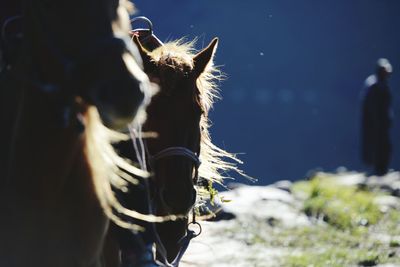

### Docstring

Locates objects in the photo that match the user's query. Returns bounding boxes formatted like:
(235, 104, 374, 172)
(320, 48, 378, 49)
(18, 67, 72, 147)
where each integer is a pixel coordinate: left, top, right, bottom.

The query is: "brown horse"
(0, 0, 164, 266)
(129, 36, 246, 265)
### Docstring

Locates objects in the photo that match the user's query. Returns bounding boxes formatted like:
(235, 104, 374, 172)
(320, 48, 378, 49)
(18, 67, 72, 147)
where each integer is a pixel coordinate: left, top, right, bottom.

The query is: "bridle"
(130, 15, 202, 191)
(151, 148, 202, 267)
(129, 123, 202, 267)
(130, 17, 202, 267)
(151, 147, 201, 184)
(130, 127, 202, 267)
(130, 16, 164, 51)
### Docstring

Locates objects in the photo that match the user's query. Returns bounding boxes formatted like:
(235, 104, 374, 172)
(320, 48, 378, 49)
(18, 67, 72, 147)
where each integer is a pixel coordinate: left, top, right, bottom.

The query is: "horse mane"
(150, 39, 250, 189)
(83, 105, 180, 231)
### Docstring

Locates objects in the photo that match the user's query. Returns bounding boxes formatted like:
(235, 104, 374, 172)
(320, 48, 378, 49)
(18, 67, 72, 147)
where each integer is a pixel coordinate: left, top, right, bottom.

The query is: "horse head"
(134, 36, 219, 261)
(21, 0, 154, 130)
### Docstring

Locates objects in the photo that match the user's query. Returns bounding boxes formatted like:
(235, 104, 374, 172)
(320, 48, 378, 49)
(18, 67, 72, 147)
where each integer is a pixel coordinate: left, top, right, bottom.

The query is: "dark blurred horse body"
(0, 0, 155, 266)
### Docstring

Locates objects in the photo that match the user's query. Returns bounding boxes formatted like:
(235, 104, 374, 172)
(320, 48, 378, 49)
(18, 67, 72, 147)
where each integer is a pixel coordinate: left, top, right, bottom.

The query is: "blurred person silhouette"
(361, 58, 393, 176)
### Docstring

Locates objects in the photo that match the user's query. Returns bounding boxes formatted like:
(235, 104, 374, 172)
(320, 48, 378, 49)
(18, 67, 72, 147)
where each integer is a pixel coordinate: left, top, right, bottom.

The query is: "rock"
(358, 257, 379, 266)
(393, 188, 400, 197)
(333, 172, 367, 187)
(208, 210, 236, 222)
(373, 195, 400, 211)
(218, 185, 310, 227)
(226, 182, 247, 190)
(271, 180, 293, 193)
(181, 223, 284, 267)
(366, 172, 400, 196)
(266, 217, 280, 227)
(388, 250, 397, 257)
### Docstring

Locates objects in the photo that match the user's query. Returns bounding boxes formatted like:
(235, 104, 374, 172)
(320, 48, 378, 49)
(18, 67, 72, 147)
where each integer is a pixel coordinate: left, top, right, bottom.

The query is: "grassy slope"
(217, 174, 400, 267)
(283, 175, 400, 267)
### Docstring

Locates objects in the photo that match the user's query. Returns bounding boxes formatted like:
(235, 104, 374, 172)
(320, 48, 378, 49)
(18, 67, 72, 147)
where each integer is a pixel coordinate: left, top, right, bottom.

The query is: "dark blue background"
(133, 0, 400, 184)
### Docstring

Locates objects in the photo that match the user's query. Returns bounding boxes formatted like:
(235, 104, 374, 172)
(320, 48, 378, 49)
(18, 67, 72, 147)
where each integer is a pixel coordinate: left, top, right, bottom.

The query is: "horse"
(109, 35, 246, 266)
(0, 0, 164, 266)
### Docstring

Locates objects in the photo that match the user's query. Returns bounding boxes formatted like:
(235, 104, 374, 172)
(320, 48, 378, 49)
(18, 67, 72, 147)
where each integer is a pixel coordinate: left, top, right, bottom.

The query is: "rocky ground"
(181, 171, 400, 267)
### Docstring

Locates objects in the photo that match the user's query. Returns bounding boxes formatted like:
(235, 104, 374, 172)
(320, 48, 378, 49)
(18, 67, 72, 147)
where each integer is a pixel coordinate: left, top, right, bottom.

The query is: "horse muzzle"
(89, 51, 155, 130)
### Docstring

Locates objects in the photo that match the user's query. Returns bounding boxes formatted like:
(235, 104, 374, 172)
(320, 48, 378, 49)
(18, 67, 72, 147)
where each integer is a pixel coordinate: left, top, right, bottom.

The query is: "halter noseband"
(150, 146, 201, 183)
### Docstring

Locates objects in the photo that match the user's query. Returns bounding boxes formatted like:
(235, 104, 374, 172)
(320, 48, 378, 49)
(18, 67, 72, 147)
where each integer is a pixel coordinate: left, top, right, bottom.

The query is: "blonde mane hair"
(149, 39, 250, 191)
(83, 104, 180, 231)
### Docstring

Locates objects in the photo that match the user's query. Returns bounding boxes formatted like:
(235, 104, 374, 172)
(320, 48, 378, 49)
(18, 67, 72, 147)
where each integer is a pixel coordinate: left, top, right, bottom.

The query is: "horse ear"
(132, 35, 156, 73)
(193, 38, 218, 77)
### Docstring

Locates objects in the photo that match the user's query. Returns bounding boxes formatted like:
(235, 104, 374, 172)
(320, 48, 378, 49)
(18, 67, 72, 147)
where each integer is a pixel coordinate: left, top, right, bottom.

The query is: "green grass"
(292, 175, 382, 230)
(287, 249, 381, 267)
(214, 174, 400, 266)
(280, 175, 400, 266)
(281, 226, 396, 267)
(220, 174, 400, 266)
(221, 216, 399, 267)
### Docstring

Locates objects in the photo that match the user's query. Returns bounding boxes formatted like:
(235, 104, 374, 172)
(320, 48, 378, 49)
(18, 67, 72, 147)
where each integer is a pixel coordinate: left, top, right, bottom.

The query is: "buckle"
(130, 16, 163, 51)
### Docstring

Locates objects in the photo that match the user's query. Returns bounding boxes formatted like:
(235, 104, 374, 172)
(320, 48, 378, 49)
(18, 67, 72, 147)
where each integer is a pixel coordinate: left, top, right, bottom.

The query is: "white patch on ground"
(181, 185, 310, 267)
(219, 186, 310, 227)
(181, 220, 285, 267)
